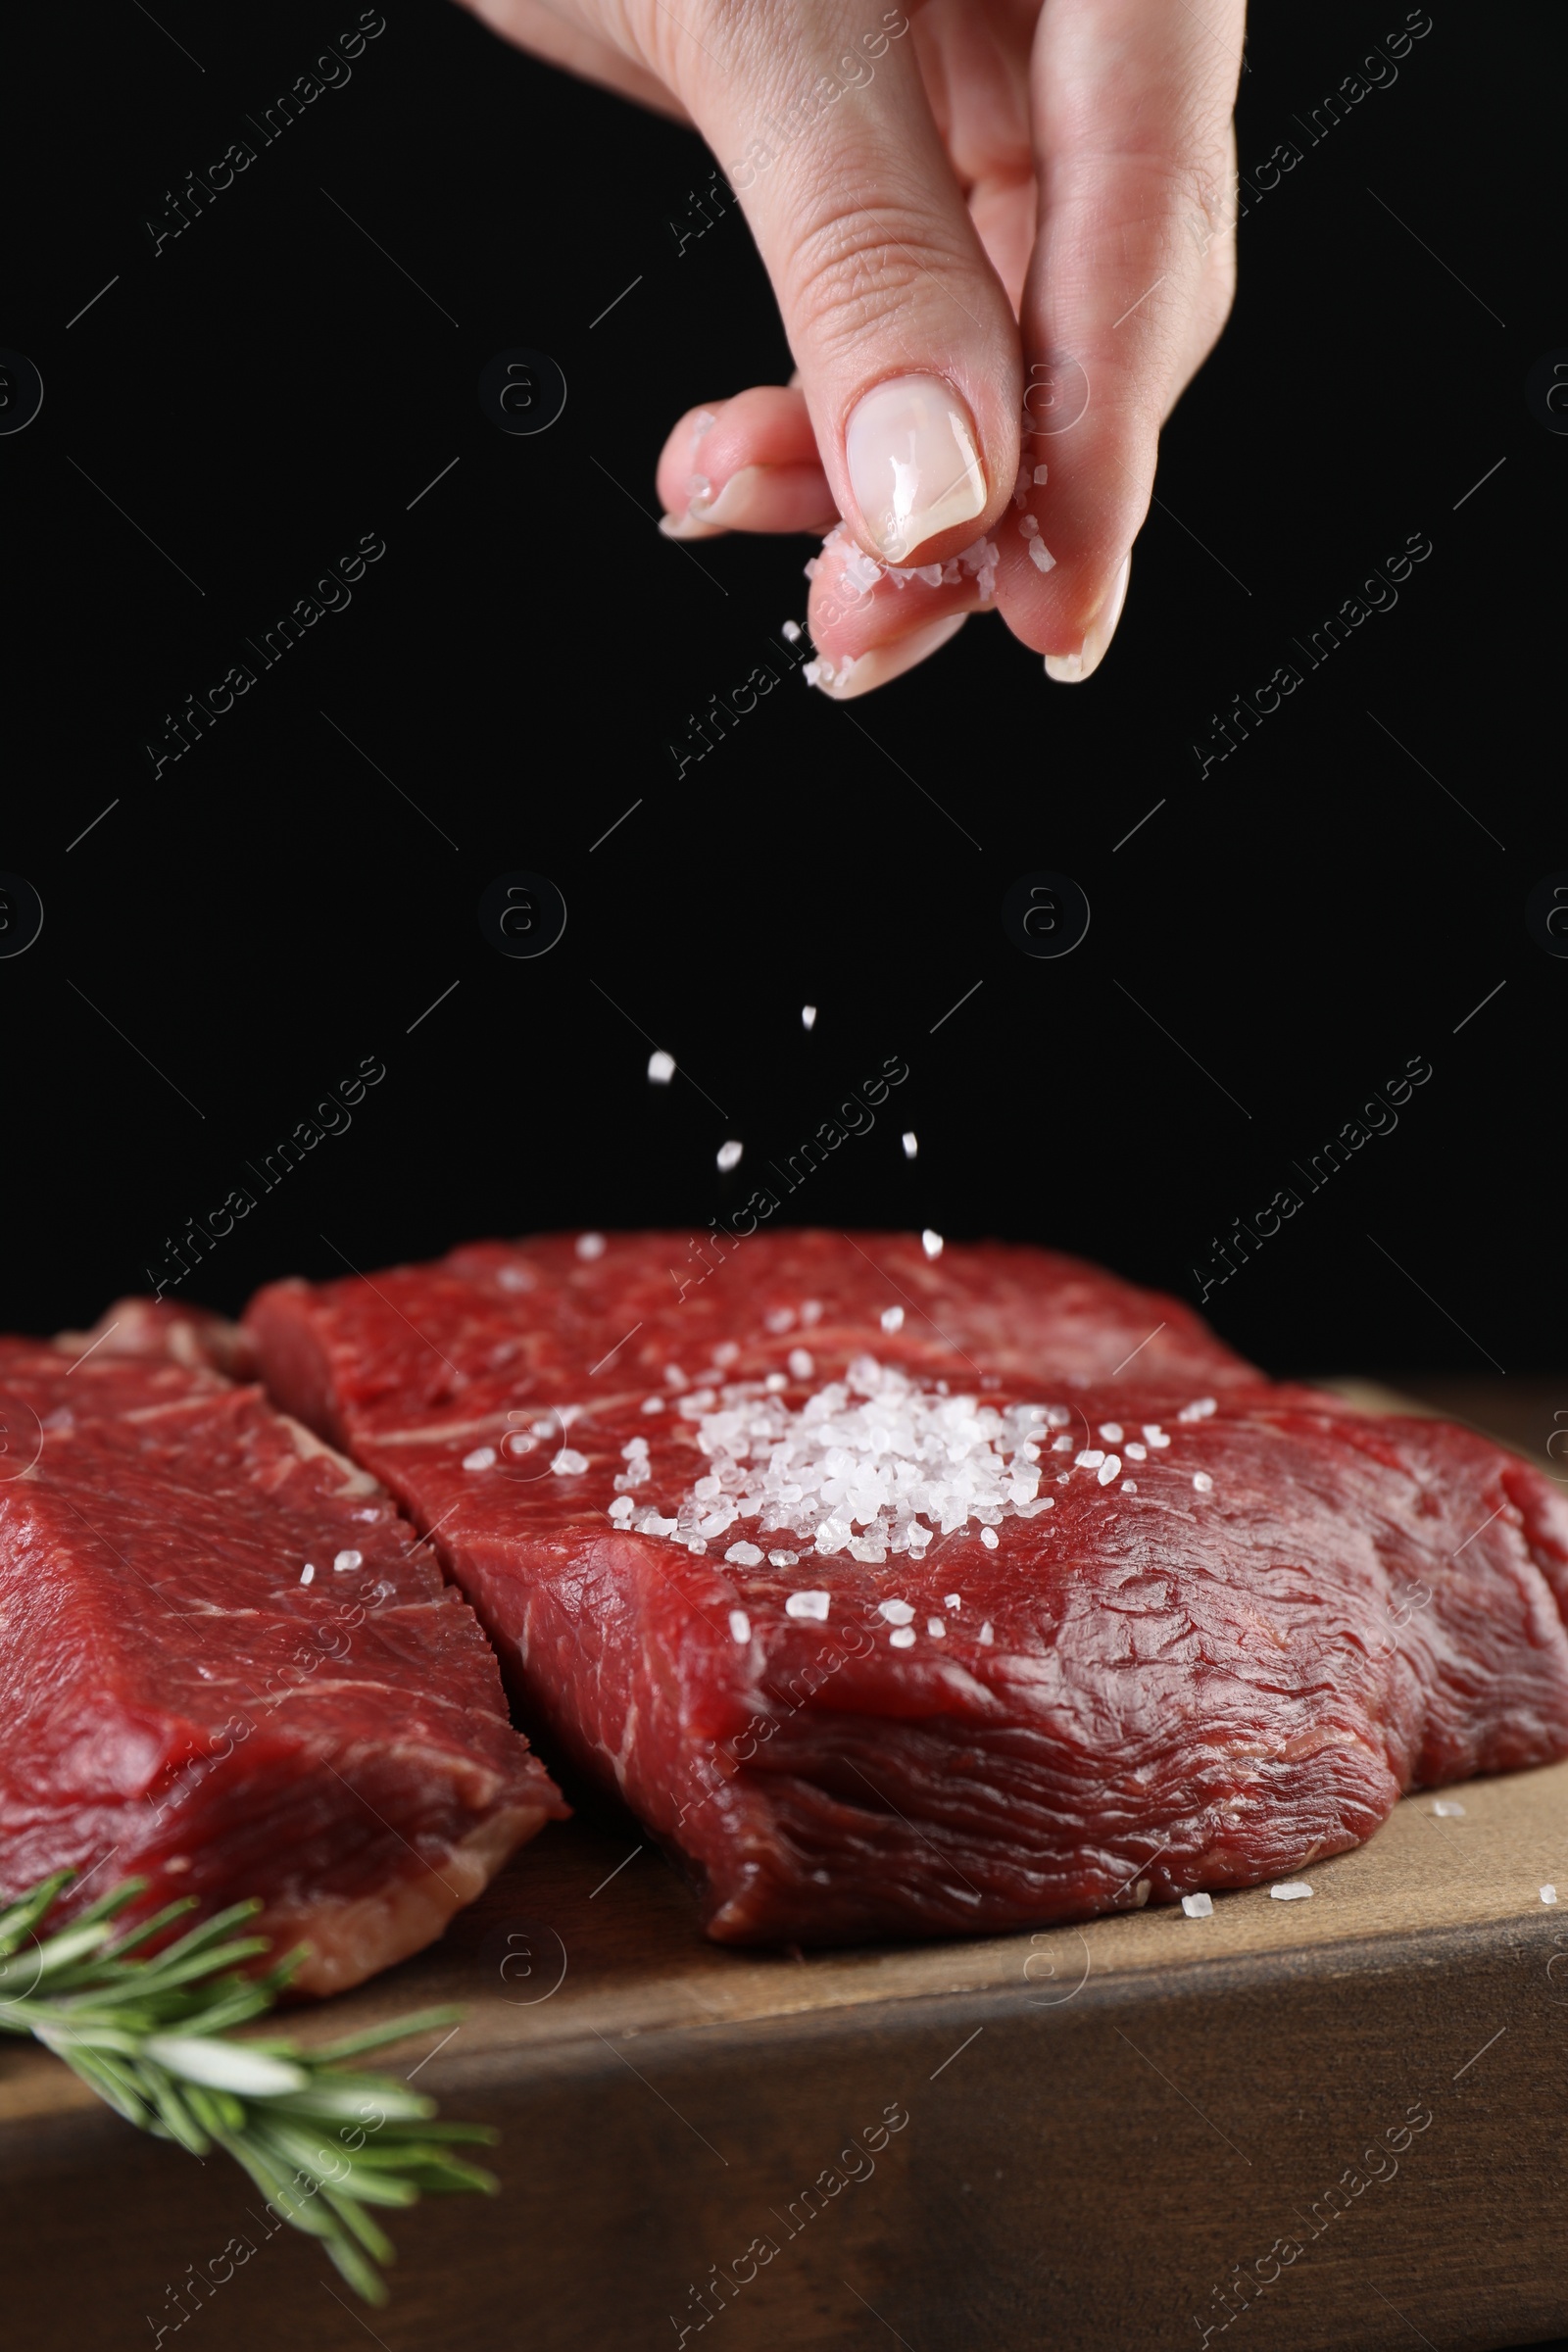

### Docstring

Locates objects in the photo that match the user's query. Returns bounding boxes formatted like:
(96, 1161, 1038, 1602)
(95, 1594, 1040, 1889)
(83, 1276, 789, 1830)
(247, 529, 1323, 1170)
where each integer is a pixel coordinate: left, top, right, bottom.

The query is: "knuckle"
(780, 200, 964, 363)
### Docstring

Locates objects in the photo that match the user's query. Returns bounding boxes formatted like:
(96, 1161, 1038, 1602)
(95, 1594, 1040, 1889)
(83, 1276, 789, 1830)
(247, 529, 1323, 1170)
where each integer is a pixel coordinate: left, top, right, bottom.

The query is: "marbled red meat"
(246, 1231, 1568, 1942)
(0, 1337, 564, 1991)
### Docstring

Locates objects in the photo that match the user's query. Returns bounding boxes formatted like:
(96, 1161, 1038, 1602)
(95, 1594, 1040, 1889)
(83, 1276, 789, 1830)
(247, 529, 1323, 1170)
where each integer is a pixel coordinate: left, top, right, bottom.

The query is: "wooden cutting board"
(4, 1379, 1566, 2352)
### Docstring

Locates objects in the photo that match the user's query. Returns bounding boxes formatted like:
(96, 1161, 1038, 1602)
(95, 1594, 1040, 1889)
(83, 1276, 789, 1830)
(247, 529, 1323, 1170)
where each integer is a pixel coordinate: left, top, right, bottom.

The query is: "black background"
(3, 0, 1562, 1390)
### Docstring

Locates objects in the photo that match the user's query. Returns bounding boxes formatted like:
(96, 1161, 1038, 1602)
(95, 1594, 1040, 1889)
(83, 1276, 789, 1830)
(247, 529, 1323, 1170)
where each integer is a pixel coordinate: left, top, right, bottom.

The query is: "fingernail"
(660, 473, 725, 540)
(661, 464, 769, 539)
(689, 465, 769, 528)
(807, 612, 968, 702)
(845, 375, 986, 563)
(1043, 554, 1131, 685)
(659, 509, 726, 540)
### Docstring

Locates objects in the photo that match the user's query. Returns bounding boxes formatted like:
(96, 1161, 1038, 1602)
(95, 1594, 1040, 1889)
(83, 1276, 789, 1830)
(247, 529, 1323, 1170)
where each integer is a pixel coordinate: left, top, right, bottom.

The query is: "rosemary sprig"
(0, 1873, 497, 2303)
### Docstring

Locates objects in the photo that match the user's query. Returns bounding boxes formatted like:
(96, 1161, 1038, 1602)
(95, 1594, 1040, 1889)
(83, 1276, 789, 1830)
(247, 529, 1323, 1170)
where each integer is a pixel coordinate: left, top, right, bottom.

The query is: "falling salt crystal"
(800, 1299, 823, 1325)
(1179, 1398, 1217, 1423)
(716, 1140, 744, 1172)
(725, 1542, 763, 1567)
(1192, 1472, 1214, 1494)
(1543, 1886, 1559, 1905)
(576, 1233, 606, 1261)
(608, 1496, 635, 1521)
(944, 1593, 961, 1610)
(728, 1609, 751, 1643)
(552, 1448, 590, 1475)
(1125, 1443, 1147, 1461)
(1270, 1882, 1313, 1902)
(1182, 1892, 1213, 1919)
(1076, 1450, 1105, 1470)
(788, 1348, 815, 1381)
(1122, 1481, 1138, 1494)
(879, 1599, 915, 1625)
(927, 1618, 946, 1638)
(765, 1307, 795, 1333)
(1033, 464, 1049, 484)
(1029, 539, 1056, 573)
(801, 1005, 817, 1030)
(979, 1621, 994, 1644)
(1143, 1425, 1170, 1447)
(902, 1131, 918, 1158)
(1019, 514, 1040, 537)
(1431, 1799, 1466, 1818)
(764, 1373, 787, 1393)
(641, 1396, 664, 1414)
(782, 619, 802, 642)
(334, 1547, 363, 1571)
(647, 1051, 675, 1084)
(769, 1549, 799, 1567)
(880, 1306, 905, 1334)
(785, 1590, 830, 1621)
(980, 1526, 1000, 1550)
(922, 1229, 944, 1259)
(889, 1627, 916, 1649)
(1099, 1424, 1124, 1444)
(300, 1563, 316, 1585)
(1098, 1455, 1121, 1487)
(464, 1446, 497, 1470)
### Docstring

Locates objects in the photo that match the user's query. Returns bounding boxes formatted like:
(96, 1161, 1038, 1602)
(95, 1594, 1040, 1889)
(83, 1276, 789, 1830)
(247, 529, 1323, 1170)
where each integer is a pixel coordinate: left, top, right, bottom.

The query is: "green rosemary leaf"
(184, 2082, 249, 2137)
(319, 2181, 399, 2267)
(92, 1897, 201, 1959)
(115, 1935, 274, 1991)
(26, 1920, 124, 1979)
(374, 2118, 501, 2145)
(310, 2004, 465, 2062)
(0, 1871, 499, 2302)
(0, 1873, 75, 1954)
(140, 2069, 214, 2157)
(256, 2120, 424, 2208)
(401, 2154, 501, 2196)
(320, 2221, 393, 2305)
(144, 1898, 267, 1962)
(50, 2044, 158, 2131)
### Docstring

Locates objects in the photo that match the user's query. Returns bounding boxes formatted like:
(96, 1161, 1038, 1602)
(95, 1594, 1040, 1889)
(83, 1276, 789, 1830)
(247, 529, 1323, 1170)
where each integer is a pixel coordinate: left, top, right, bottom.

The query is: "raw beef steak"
(0, 1336, 564, 1992)
(246, 1232, 1568, 1943)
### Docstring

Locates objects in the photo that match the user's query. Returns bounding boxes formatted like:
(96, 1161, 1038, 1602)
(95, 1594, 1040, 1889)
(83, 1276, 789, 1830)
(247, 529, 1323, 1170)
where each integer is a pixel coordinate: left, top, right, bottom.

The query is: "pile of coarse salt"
(628, 1356, 1067, 1565)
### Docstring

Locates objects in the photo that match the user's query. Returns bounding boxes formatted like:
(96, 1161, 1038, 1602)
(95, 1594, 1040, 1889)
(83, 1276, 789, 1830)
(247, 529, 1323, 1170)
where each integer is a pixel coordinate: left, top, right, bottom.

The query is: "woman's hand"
(464, 0, 1246, 696)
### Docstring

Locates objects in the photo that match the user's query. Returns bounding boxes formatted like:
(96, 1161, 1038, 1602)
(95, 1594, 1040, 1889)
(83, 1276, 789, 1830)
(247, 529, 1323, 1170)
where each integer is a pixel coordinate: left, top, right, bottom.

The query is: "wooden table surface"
(4, 1376, 1566, 2351)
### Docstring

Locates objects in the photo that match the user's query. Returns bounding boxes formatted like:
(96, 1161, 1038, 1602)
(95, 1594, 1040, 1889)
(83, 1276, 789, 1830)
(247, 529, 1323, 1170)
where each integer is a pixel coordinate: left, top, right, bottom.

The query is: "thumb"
(682, 8, 1021, 566)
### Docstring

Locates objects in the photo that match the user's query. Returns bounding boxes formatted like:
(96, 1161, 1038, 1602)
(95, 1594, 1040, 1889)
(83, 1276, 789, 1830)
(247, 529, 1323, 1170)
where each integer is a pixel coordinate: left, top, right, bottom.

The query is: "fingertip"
(656, 403, 724, 522)
(807, 612, 969, 702)
(658, 509, 727, 542)
(1043, 554, 1132, 684)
